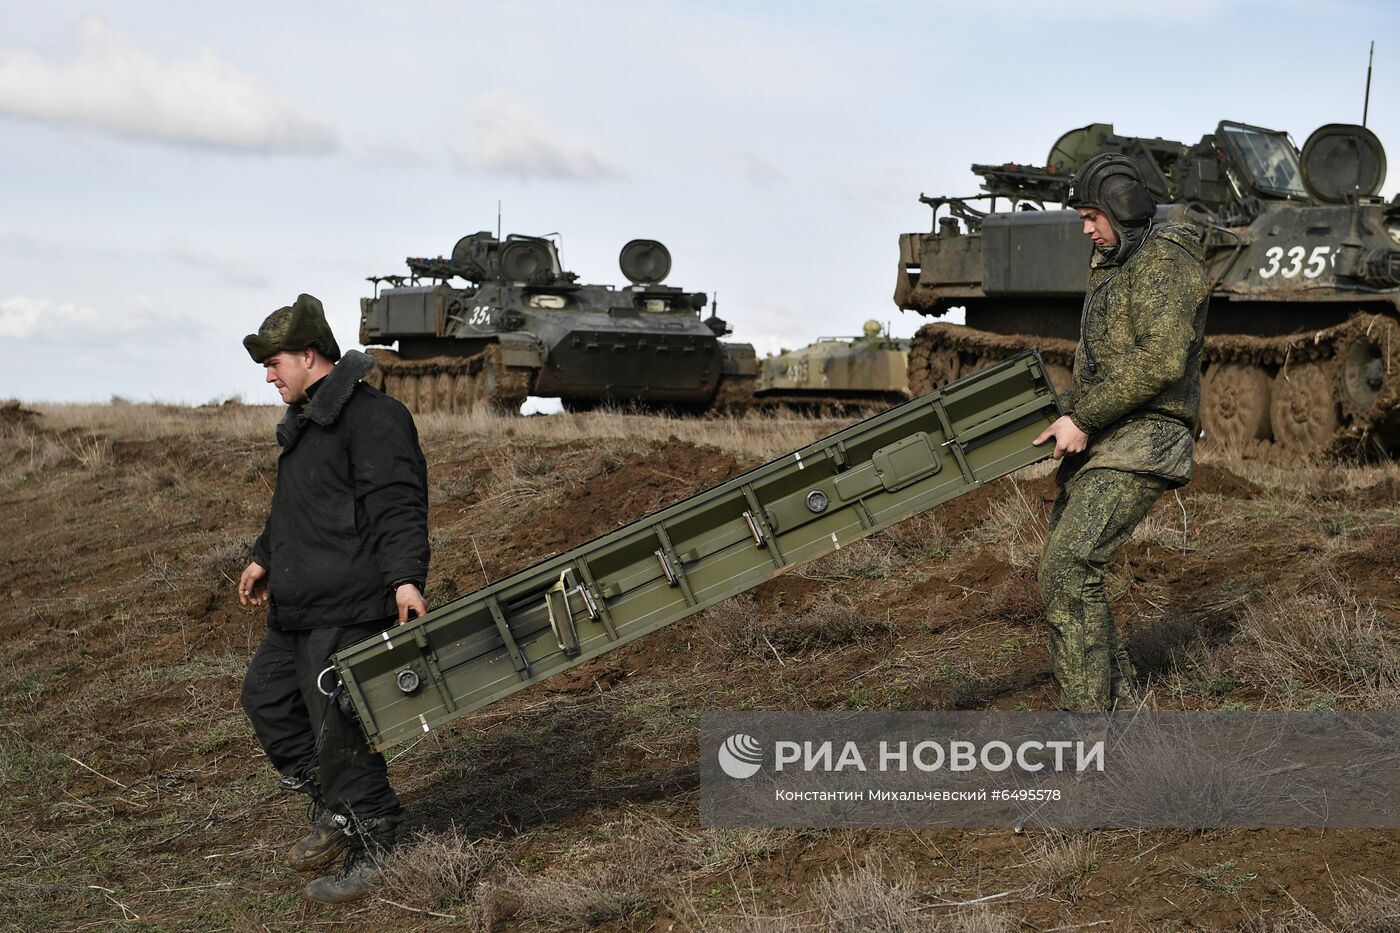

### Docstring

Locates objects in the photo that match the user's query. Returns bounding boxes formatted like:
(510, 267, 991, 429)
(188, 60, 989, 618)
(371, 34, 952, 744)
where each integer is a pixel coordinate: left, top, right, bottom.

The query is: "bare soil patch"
(3, 404, 1399, 929)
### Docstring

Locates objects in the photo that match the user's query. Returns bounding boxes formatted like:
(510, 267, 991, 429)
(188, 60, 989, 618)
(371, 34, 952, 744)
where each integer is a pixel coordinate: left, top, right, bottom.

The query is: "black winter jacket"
(250, 351, 429, 630)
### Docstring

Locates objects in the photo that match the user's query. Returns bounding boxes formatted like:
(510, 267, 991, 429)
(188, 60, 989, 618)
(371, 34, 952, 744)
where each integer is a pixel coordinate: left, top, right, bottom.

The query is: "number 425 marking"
(1258, 245, 1332, 280)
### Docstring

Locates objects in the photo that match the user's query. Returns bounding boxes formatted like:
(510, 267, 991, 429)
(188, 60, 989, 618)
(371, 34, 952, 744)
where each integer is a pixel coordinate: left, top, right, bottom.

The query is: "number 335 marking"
(1259, 245, 1332, 280)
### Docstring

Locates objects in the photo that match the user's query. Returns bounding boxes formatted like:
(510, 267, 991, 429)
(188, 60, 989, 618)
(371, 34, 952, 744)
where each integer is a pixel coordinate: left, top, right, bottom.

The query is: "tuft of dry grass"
(1330, 878, 1400, 931)
(801, 858, 1014, 933)
(378, 823, 503, 914)
(705, 595, 890, 658)
(970, 479, 1047, 571)
(502, 818, 684, 929)
(1027, 833, 1097, 901)
(1230, 575, 1400, 708)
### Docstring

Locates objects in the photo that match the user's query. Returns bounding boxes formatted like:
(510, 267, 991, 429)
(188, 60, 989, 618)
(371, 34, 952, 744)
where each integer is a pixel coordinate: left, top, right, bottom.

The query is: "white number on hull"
(1258, 245, 1331, 280)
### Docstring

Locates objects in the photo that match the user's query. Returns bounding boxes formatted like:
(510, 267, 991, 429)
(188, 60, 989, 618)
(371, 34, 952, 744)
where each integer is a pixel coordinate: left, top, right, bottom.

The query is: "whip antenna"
(1363, 40, 1375, 127)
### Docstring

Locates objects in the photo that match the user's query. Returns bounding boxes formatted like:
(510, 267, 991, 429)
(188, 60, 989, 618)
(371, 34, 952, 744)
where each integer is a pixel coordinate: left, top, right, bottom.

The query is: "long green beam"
(332, 351, 1060, 750)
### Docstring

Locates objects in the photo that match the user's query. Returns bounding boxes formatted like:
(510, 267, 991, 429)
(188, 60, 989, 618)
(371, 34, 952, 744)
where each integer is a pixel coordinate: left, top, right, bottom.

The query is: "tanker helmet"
(1067, 153, 1155, 229)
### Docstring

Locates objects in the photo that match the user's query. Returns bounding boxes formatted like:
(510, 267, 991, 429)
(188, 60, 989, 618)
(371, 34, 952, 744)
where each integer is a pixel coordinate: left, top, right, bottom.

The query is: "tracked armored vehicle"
(754, 320, 911, 411)
(896, 121, 1400, 453)
(360, 233, 757, 414)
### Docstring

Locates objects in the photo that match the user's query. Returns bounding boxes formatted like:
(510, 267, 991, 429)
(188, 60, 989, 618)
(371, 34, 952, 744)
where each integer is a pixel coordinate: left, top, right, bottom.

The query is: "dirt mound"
(512, 437, 745, 559)
(1347, 476, 1400, 508)
(934, 473, 1059, 536)
(0, 400, 39, 427)
(1186, 462, 1262, 499)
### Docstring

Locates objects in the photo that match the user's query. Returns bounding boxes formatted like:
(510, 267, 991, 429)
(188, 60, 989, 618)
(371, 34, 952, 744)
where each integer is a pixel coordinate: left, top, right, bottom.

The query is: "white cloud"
(0, 294, 206, 345)
(448, 89, 625, 181)
(0, 15, 337, 154)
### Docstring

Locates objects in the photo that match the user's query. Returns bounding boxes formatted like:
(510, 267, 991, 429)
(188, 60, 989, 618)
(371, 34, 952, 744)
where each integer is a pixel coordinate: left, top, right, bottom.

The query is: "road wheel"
(454, 371, 476, 413)
(925, 348, 962, 391)
(1200, 363, 1273, 444)
(1272, 362, 1339, 450)
(383, 372, 404, 407)
(433, 372, 454, 413)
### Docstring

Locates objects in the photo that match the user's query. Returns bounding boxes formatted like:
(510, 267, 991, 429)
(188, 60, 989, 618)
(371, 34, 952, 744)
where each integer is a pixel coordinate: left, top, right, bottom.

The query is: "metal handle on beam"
(742, 510, 765, 546)
(655, 549, 677, 586)
(545, 571, 582, 658)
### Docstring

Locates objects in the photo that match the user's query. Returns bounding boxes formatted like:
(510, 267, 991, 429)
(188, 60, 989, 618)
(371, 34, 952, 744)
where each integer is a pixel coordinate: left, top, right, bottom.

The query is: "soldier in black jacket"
(236, 294, 429, 904)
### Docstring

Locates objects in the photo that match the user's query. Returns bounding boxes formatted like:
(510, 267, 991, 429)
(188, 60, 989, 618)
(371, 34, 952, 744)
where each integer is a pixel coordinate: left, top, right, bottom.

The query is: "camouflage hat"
(243, 294, 342, 364)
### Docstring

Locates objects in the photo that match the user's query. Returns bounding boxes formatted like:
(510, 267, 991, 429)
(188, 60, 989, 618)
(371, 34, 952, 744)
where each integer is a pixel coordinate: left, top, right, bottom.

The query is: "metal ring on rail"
(316, 665, 341, 697)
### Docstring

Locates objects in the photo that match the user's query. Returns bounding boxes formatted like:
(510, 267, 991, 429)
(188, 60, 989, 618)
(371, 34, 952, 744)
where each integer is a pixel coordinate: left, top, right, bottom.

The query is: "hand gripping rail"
(332, 351, 1061, 750)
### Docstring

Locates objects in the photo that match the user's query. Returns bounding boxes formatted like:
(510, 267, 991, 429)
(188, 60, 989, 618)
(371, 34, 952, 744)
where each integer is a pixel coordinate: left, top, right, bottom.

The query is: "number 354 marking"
(467, 306, 492, 327)
(1258, 245, 1332, 280)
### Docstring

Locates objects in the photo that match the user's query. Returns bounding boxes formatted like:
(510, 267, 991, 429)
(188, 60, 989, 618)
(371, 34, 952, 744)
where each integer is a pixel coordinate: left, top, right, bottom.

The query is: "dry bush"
(1126, 613, 1206, 677)
(804, 537, 902, 582)
(705, 595, 889, 657)
(1073, 717, 1296, 828)
(503, 817, 693, 930)
(970, 480, 1047, 571)
(882, 513, 954, 562)
(378, 823, 502, 914)
(704, 595, 767, 656)
(687, 827, 794, 871)
(1331, 878, 1400, 931)
(805, 858, 1013, 933)
(199, 537, 254, 584)
(1027, 833, 1097, 901)
(1230, 577, 1400, 708)
(978, 571, 1043, 627)
(770, 598, 891, 654)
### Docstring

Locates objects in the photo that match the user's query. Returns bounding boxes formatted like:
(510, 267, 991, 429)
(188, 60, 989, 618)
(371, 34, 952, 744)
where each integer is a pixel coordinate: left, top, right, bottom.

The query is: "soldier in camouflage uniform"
(1032, 154, 1210, 711)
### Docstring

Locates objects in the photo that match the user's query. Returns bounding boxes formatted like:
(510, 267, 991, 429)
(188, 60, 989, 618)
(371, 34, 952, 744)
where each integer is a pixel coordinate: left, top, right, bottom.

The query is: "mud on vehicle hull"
(366, 345, 534, 415)
(909, 315, 1400, 456)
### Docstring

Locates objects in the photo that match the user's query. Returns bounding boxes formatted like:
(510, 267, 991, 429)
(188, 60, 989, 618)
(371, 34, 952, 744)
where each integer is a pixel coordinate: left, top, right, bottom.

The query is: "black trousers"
(240, 621, 404, 824)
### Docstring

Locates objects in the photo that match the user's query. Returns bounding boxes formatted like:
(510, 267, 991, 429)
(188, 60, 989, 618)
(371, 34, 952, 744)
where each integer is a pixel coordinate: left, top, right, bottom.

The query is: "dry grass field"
(4, 399, 1400, 930)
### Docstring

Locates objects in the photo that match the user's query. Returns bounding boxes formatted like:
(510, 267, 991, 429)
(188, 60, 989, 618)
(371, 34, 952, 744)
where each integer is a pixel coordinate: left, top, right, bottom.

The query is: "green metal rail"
(332, 351, 1061, 750)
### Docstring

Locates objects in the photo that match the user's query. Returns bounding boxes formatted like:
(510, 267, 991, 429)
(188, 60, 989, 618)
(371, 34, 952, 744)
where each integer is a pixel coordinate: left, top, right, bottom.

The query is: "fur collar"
(277, 350, 375, 445)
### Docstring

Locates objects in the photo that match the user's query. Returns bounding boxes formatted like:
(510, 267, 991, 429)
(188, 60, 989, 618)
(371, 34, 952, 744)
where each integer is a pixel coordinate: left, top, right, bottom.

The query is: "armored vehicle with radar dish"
(359, 233, 757, 414)
(895, 120, 1400, 453)
(754, 320, 911, 410)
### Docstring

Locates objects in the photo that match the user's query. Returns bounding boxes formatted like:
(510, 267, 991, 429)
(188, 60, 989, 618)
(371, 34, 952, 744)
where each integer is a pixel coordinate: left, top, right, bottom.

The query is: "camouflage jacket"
(1060, 222, 1209, 487)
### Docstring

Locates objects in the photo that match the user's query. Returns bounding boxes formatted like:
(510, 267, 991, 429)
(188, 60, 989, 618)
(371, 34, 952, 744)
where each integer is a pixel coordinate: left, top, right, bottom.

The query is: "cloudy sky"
(3, 1, 1396, 404)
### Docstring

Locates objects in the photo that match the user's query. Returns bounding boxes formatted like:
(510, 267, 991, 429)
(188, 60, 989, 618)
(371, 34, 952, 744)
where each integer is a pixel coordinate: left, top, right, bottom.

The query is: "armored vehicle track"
(365, 345, 534, 415)
(909, 315, 1400, 455)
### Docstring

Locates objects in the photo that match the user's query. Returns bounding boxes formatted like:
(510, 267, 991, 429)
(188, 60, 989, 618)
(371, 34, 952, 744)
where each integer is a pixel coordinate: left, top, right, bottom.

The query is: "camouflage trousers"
(1038, 467, 1170, 711)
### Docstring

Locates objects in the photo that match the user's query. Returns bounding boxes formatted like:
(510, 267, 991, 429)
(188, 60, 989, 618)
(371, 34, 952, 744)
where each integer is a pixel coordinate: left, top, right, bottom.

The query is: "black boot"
(304, 817, 398, 905)
(279, 775, 352, 872)
(289, 807, 352, 872)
